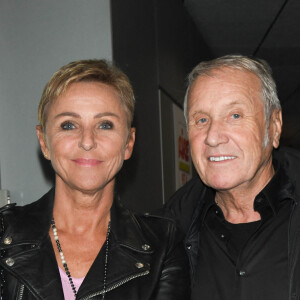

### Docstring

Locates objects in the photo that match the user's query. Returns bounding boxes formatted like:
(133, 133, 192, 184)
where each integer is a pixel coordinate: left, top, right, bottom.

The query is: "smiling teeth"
(209, 156, 236, 161)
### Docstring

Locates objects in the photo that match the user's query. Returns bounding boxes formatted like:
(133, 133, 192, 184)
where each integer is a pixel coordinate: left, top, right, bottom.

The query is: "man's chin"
(204, 179, 235, 192)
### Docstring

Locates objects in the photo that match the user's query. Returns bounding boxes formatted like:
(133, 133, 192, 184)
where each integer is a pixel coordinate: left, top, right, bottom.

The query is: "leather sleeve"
(151, 222, 191, 300)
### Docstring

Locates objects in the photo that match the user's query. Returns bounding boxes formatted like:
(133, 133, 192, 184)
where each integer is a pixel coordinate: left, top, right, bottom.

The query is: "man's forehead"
(193, 66, 260, 84)
(189, 68, 261, 100)
(187, 67, 264, 117)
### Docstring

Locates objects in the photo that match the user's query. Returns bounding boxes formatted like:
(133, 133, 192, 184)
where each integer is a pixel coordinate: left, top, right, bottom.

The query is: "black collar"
(5, 188, 153, 254)
(254, 158, 295, 215)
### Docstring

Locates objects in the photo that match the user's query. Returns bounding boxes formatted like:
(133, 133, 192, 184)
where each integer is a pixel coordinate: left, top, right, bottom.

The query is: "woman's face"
(36, 81, 135, 194)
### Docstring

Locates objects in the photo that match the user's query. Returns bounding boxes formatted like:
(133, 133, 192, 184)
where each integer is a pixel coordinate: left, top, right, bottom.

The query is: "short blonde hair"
(38, 59, 135, 130)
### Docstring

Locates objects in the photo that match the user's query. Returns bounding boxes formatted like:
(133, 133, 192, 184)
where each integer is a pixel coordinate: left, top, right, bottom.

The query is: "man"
(165, 55, 300, 299)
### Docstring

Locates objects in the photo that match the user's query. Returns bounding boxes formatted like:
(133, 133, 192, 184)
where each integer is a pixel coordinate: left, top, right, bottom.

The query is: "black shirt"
(192, 164, 294, 300)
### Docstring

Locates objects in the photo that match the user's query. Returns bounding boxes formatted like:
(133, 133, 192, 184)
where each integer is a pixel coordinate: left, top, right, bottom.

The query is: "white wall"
(0, 0, 112, 205)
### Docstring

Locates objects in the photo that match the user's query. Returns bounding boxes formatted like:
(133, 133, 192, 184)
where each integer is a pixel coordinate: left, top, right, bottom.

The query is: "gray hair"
(184, 55, 281, 125)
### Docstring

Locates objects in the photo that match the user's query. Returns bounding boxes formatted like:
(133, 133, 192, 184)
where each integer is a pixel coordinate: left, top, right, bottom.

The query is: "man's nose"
(78, 129, 97, 151)
(204, 120, 229, 147)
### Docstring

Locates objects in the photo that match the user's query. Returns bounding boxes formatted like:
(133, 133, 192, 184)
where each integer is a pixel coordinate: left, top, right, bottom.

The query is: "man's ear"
(124, 128, 136, 160)
(36, 125, 50, 160)
(271, 109, 282, 149)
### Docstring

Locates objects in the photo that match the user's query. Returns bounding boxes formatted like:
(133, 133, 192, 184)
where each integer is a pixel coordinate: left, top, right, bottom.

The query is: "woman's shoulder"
(0, 189, 54, 240)
(113, 201, 184, 249)
(1, 188, 54, 216)
(128, 209, 184, 245)
(136, 211, 178, 229)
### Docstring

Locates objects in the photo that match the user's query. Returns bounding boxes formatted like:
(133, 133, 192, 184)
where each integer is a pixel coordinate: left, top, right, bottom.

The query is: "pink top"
(59, 267, 85, 299)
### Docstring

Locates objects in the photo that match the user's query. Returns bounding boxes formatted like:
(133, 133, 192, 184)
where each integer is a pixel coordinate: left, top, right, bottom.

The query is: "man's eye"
(197, 118, 208, 124)
(100, 121, 113, 130)
(61, 122, 75, 130)
(231, 113, 241, 119)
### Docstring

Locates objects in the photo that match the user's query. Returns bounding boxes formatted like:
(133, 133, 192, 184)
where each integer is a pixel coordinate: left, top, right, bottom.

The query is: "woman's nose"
(78, 129, 97, 151)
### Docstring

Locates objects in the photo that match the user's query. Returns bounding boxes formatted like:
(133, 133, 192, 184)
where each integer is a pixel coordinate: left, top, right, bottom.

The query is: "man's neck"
(215, 193, 261, 223)
(214, 162, 275, 224)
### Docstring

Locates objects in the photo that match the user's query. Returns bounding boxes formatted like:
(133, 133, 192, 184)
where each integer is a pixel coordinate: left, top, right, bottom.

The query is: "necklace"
(51, 218, 111, 299)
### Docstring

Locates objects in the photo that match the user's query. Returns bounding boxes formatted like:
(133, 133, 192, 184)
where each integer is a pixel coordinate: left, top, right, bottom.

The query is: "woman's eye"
(61, 122, 75, 130)
(231, 113, 241, 119)
(100, 121, 113, 130)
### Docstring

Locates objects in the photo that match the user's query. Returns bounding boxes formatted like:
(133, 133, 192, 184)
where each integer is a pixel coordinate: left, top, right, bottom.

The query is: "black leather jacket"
(0, 189, 190, 299)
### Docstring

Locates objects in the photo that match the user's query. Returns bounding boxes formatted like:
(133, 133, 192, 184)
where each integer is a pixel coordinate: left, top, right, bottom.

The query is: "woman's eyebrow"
(94, 112, 120, 119)
(54, 112, 80, 119)
(54, 112, 120, 119)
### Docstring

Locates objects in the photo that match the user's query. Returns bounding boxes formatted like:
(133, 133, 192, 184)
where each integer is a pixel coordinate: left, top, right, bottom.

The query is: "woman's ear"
(36, 125, 50, 160)
(124, 128, 136, 160)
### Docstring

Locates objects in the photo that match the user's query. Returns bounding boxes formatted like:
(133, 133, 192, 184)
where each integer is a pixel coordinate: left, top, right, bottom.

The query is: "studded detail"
(5, 258, 14, 266)
(4, 237, 12, 245)
(135, 262, 144, 269)
(142, 244, 151, 251)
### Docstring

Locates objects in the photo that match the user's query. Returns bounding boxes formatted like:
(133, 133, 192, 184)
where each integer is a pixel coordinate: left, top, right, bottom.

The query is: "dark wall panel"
(111, 0, 211, 212)
(111, 0, 162, 213)
(156, 0, 211, 105)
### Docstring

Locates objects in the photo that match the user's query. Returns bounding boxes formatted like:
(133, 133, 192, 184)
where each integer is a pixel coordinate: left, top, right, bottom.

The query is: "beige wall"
(0, 0, 112, 205)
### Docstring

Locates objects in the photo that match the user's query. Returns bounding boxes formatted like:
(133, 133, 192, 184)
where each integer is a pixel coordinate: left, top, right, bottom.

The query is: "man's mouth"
(208, 156, 236, 162)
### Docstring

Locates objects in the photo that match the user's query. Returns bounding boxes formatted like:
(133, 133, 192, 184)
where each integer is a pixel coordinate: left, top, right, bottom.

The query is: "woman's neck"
(52, 178, 113, 235)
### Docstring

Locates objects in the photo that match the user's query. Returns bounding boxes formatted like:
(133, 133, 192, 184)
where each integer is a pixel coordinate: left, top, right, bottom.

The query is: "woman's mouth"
(72, 158, 102, 166)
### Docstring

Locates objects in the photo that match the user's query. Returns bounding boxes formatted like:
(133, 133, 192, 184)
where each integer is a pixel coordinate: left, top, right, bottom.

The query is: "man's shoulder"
(162, 176, 208, 233)
(274, 146, 300, 160)
(274, 146, 300, 176)
(166, 176, 204, 208)
(274, 146, 300, 196)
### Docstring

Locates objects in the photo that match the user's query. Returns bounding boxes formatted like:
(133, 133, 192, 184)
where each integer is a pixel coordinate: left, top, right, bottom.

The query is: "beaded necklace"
(51, 218, 111, 299)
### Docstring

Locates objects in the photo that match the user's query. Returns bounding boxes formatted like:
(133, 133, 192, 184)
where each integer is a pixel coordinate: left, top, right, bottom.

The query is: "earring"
(43, 153, 49, 159)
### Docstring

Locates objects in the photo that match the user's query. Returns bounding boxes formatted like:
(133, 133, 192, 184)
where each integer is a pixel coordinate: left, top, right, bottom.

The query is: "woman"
(0, 60, 189, 299)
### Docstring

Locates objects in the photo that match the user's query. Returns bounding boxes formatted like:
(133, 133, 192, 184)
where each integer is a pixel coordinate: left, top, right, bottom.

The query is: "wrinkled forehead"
(43, 81, 131, 127)
(188, 67, 263, 108)
(192, 67, 261, 90)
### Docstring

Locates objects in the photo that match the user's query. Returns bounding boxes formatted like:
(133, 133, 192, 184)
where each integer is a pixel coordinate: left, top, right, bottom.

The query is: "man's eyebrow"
(54, 112, 120, 119)
(191, 110, 205, 117)
(190, 101, 247, 117)
(225, 100, 247, 107)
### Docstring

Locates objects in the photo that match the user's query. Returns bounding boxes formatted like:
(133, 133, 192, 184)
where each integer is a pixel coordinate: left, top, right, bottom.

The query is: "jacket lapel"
(76, 201, 153, 299)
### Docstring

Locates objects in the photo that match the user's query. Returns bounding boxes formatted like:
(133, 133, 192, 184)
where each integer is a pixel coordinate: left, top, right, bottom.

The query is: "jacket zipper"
(17, 284, 25, 300)
(80, 270, 150, 300)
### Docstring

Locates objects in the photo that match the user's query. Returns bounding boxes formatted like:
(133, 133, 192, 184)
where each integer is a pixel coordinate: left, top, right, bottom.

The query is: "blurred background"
(0, 0, 299, 212)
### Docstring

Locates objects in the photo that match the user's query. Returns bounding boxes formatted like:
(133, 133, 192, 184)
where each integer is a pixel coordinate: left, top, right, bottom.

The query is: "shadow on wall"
(37, 149, 55, 186)
(115, 118, 139, 211)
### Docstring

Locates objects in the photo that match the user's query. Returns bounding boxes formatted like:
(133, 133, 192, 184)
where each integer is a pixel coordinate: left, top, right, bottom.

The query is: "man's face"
(187, 67, 282, 193)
